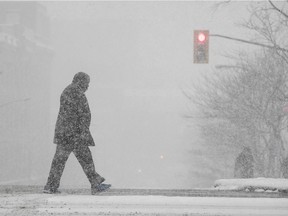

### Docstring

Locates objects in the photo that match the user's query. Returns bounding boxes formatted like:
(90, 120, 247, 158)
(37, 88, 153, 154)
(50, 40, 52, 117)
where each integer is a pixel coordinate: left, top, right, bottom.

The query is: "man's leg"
(44, 145, 72, 192)
(73, 145, 105, 188)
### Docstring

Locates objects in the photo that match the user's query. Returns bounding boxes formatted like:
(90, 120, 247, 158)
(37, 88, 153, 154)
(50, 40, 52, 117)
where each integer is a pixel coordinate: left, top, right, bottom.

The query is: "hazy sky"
(40, 1, 254, 188)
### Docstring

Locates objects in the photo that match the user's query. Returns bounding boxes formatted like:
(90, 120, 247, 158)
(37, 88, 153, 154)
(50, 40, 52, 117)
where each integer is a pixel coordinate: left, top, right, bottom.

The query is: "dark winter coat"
(53, 83, 95, 147)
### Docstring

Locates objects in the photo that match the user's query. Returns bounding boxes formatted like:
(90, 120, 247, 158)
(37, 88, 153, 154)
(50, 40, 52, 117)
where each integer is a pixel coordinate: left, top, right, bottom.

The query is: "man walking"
(44, 72, 111, 194)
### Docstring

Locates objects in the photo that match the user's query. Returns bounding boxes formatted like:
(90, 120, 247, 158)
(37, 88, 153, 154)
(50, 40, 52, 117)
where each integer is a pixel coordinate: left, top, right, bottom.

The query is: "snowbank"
(214, 178, 288, 192)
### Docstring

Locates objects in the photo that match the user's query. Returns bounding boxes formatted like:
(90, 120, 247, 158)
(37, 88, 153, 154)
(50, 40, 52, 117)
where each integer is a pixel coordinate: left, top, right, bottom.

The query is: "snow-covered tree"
(187, 1, 288, 178)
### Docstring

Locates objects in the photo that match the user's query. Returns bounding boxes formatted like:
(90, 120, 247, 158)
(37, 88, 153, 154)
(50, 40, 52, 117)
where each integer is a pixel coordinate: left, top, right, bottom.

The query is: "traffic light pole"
(209, 34, 288, 53)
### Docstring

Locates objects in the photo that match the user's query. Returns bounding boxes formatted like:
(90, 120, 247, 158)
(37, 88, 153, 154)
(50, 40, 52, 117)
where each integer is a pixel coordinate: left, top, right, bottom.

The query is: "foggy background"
(0, 1, 253, 189)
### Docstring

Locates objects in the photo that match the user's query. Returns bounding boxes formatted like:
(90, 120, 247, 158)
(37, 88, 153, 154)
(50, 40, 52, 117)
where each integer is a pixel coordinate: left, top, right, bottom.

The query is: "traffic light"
(194, 30, 209, 64)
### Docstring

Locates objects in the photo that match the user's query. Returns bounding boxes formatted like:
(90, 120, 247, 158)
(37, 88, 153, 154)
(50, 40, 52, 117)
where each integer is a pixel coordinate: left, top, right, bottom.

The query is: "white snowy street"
(1, 1, 288, 215)
(1, 193, 288, 216)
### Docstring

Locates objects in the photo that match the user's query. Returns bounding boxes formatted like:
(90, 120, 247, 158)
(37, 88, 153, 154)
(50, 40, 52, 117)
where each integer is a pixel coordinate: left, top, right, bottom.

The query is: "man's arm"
(77, 94, 91, 136)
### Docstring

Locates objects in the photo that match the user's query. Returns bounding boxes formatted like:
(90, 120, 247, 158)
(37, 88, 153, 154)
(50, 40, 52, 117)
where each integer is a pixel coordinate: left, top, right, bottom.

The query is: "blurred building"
(0, 2, 53, 184)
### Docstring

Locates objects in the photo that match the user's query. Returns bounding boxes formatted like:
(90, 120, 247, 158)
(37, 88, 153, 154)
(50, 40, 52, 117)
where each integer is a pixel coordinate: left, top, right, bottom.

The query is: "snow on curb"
(214, 178, 288, 192)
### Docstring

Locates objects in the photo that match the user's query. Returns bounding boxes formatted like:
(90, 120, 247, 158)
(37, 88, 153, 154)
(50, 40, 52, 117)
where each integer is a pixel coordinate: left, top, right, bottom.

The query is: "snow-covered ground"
(1, 178, 288, 216)
(1, 193, 288, 216)
(214, 178, 288, 192)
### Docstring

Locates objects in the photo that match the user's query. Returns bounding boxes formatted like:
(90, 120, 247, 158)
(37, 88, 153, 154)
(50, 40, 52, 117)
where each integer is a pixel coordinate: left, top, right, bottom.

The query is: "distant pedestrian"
(44, 72, 111, 194)
(234, 147, 254, 178)
(282, 156, 288, 179)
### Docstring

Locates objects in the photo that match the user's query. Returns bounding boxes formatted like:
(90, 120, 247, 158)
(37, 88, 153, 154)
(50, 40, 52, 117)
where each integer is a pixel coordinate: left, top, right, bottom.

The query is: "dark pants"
(45, 144, 103, 191)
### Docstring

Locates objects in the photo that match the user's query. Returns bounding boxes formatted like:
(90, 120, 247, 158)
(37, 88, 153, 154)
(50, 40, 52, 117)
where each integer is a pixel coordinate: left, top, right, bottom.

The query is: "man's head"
(72, 72, 90, 92)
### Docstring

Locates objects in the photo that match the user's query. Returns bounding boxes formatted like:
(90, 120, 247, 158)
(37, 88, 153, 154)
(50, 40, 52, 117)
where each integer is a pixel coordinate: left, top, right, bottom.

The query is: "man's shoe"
(91, 183, 111, 195)
(43, 188, 61, 194)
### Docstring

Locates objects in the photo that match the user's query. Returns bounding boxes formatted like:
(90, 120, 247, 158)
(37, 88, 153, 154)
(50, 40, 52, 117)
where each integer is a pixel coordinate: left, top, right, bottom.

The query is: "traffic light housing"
(194, 30, 209, 64)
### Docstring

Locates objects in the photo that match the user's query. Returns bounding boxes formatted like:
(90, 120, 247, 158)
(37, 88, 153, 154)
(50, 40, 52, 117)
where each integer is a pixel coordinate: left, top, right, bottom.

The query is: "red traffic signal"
(197, 32, 206, 43)
(194, 30, 209, 64)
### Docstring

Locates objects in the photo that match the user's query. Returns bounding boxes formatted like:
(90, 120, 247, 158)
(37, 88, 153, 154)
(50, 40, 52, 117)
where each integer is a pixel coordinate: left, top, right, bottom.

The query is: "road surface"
(0, 186, 288, 215)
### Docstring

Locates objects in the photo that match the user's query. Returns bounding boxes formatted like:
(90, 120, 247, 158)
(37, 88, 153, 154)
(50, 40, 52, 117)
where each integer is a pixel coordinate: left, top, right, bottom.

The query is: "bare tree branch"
(268, 0, 288, 19)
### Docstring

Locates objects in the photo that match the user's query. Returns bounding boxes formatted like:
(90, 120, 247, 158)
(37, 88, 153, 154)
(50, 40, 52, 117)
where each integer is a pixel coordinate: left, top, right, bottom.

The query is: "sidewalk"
(1, 193, 288, 216)
(1, 185, 287, 198)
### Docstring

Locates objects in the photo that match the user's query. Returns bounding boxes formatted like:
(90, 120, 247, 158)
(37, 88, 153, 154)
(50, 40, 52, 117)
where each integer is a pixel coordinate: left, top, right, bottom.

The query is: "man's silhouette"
(44, 72, 111, 194)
